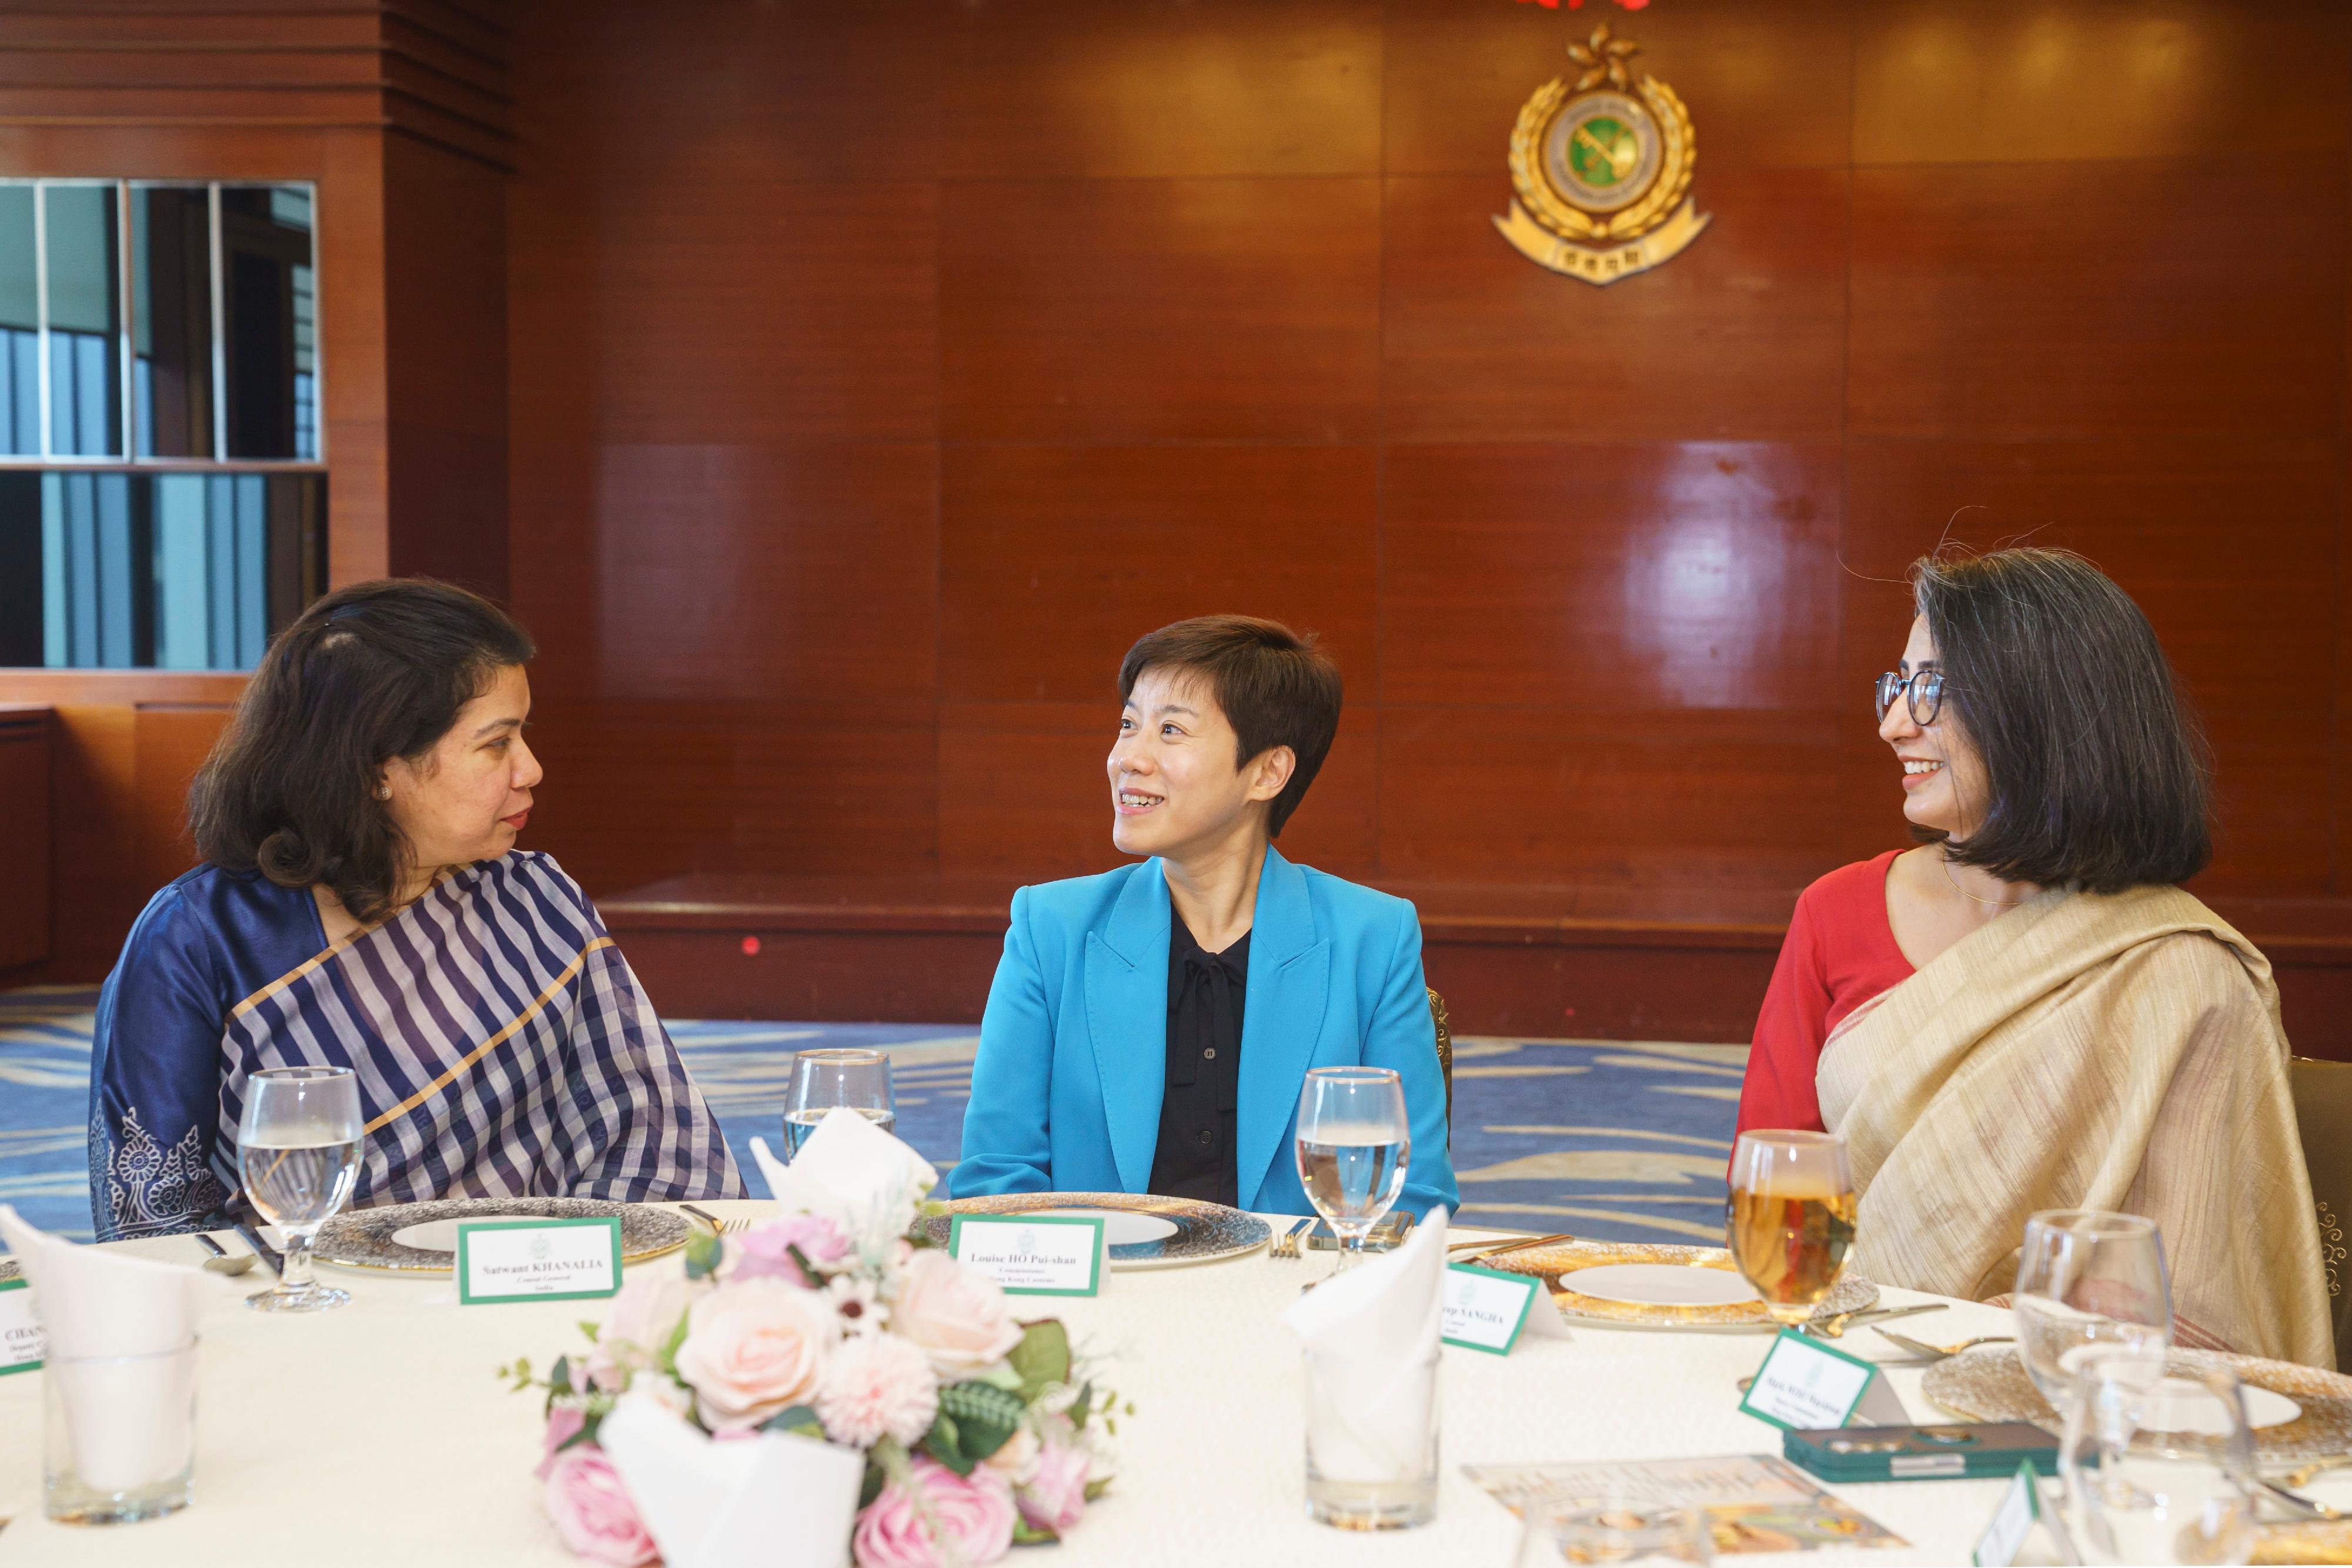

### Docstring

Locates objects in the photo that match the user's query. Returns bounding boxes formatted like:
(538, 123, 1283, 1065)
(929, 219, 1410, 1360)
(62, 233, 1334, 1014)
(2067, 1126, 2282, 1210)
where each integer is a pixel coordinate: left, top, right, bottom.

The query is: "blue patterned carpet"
(1, 985, 1742, 1245)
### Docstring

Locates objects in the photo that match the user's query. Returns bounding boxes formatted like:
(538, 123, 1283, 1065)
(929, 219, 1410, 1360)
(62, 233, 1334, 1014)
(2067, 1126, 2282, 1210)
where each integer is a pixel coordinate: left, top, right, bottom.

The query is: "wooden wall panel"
(0, 710, 51, 970)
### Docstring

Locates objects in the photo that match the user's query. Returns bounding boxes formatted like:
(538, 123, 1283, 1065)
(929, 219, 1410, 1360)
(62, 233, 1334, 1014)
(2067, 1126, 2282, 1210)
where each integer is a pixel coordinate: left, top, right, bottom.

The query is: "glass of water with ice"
(1294, 1066, 1411, 1274)
(236, 1065, 363, 1313)
(783, 1048, 896, 1156)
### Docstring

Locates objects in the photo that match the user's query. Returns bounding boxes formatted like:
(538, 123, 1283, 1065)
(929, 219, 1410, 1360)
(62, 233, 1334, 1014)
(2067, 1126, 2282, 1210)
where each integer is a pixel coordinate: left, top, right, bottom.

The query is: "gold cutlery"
(2257, 1477, 2346, 1522)
(1269, 1217, 1312, 1261)
(1873, 1329, 2014, 1360)
(1806, 1302, 1946, 1339)
(2277, 1457, 2352, 1490)
(680, 1203, 750, 1235)
(1448, 1231, 1577, 1264)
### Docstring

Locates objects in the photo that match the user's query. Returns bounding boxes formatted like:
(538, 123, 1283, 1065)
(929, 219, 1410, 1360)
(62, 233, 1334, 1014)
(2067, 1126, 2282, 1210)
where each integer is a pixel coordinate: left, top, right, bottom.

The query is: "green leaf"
(578, 1320, 602, 1344)
(859, 1459, 887, 1509)
(937, 1380, 1024, 1463)
(1007, 1319, 1070, 1398)
(1010, 1519, 1060, 1546)
(1069, 1380, 1094, 1431)
(1083, 1477, 1111, 1502)
(921, 1410, 977, 1476)
(683, 1228, 724, 1281)
(659, 1314, 691, 1373)
(549, 1355, 573, 1398)
(760, 1403, 826, 1439)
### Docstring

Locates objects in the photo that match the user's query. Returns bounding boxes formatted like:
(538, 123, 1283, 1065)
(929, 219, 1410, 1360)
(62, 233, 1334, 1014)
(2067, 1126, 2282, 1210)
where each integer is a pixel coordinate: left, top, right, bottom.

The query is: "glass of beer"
(1725, 1129, 1857, 1328)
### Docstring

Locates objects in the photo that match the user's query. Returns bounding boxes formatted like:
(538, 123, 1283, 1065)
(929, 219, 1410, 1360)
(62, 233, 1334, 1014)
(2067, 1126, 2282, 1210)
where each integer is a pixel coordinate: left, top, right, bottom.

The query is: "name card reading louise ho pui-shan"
(948, 1215, 1105, 1297)
(457, 1217, 623, 1306)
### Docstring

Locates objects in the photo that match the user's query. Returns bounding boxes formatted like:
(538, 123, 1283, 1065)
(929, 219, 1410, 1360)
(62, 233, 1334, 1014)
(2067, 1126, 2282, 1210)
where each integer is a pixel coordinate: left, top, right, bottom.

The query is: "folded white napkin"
(1280, 1207, 1450, 1483)
(750, 1104, 937, 1243)
(0, 1203, 205, 1491)
(598, 1390, 866, 1568)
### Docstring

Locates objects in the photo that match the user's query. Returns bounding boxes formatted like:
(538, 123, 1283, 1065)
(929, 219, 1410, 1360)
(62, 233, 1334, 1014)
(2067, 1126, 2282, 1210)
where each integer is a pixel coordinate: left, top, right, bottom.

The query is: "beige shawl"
(1817, 881, 2334, 1369)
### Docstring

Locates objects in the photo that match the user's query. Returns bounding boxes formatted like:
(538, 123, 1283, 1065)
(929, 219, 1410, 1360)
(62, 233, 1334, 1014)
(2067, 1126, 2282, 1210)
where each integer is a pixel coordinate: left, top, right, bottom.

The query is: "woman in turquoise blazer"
(947, 614, 1458, 1219)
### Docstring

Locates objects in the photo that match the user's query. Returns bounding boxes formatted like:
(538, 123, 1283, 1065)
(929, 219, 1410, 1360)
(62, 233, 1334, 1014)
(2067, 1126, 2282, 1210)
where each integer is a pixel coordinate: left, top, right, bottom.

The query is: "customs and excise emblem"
(1492, 24, 1710, 285)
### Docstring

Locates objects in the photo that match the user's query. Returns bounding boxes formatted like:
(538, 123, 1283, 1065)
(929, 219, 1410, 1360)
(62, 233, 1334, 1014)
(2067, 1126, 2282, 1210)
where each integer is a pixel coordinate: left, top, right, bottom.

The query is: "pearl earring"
(376, 784, 392, 800)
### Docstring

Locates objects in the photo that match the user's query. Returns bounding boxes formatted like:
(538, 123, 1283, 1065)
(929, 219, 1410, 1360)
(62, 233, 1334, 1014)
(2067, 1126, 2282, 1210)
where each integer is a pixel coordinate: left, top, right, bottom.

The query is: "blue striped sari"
(89, 851, 741, 1239)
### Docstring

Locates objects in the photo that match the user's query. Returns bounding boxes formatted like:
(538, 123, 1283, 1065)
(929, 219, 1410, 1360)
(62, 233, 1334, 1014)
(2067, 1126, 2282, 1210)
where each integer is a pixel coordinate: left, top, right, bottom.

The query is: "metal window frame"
(0, 176, 328, 474)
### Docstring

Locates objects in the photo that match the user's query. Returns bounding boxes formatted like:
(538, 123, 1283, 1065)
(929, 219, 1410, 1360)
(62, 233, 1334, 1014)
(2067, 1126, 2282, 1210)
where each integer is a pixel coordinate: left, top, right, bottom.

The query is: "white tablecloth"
(0, 1208, 2281, 1565)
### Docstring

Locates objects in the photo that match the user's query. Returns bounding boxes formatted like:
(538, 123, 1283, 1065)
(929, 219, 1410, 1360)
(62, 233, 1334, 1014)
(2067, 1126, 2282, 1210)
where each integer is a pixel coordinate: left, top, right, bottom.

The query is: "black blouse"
(1147, 898, 1250, 1206)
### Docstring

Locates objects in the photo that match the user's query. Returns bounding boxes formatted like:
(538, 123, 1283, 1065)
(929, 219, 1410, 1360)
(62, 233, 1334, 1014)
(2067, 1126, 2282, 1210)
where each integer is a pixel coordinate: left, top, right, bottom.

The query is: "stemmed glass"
(1723, 1129, 1857, 1329)
(236, 1065, 362, 1312)
(1294, 1066, 1411, 1274)
(783, 1048, 895, 1156)
(2061, 1361, 2257, 1566)
(2013, 1209, 2172, 1467)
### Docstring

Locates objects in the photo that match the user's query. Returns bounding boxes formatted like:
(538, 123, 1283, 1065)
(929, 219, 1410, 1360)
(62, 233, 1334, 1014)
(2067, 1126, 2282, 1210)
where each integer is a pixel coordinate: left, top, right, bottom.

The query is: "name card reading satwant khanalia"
(0, 1276, 40, 1373)
(456, 1217, 623, 1305)
(948, 1215, 1104, 1297)
(1738, 1329, 1910, 1431)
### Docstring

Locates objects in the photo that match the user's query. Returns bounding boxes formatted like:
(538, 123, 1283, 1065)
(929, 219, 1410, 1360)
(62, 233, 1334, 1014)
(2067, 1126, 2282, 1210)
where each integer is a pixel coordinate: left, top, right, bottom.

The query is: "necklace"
(1941, 848, 2020, 910)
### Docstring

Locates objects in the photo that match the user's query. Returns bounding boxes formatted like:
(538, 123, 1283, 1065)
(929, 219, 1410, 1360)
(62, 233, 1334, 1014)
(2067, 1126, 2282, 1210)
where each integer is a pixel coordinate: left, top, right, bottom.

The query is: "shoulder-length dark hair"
(190, 578, 536, 922)
(1915, 547, 2210, 893)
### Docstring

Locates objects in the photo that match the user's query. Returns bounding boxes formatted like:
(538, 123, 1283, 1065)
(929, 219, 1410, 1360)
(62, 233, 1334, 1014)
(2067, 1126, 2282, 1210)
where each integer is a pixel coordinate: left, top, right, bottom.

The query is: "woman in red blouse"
(1731, 549, 2331, 1366)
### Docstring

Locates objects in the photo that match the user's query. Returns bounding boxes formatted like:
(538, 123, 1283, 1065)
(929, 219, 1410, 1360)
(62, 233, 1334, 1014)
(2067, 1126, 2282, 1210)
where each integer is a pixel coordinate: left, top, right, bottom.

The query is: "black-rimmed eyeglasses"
(1874, 669, 1943, 726)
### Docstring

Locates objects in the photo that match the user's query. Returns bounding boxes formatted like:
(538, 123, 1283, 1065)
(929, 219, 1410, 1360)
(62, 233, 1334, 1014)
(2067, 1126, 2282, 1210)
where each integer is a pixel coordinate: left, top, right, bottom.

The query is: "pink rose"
(589, 1273, 699, 1389)
(891, 1251, 1023, 1378)
(543, 1446, 659, 1566)
(673, 1277, 837, 1430)
(1017, 1440, 1090, 1536)
(816, 1332, 939, 1448)
(854, 1457, 1016, 1568)
(728, 1212, 853, 1284)
(536, 1404, 587, 1480)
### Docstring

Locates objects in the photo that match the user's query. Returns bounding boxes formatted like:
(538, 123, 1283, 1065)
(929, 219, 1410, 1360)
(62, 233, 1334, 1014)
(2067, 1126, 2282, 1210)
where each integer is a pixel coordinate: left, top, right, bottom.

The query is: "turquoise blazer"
(948, 847, 1459, 1218)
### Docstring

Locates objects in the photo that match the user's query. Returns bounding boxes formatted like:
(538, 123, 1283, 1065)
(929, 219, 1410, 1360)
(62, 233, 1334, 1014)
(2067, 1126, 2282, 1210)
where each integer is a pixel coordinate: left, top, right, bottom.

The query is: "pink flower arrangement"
(543, 1446, 659, 1567)
(854, 1458, 1018, 1568)
(507, 1156, 1125, 1567)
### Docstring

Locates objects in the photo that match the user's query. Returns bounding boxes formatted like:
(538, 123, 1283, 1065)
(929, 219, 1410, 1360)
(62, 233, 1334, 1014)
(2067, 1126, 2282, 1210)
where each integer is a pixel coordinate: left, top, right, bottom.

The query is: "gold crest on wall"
(1493, 24, 1710, 285)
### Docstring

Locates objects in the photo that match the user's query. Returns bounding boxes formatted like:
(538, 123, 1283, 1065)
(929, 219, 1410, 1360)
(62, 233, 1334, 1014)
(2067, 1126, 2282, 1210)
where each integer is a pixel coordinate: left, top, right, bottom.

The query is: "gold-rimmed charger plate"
(1477, 1238, 1877, 1330)
(313, 1197, 689, 1275)
(921, 1192, 1270, 1271)
(1923, 1345, 2352, 1463)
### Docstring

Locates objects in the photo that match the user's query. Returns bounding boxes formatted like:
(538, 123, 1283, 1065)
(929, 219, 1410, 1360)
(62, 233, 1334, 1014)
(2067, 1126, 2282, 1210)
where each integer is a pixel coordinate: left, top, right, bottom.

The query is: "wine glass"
(2061, 1361, 2257, 1566)
(1724, 1130, 1857, 1329)
(1293, 1066, 1410, 1274)
(236, 1065, 362, 1312)
(2013, 1210, 2172, 1436)
(783, 1048, 894, 1156)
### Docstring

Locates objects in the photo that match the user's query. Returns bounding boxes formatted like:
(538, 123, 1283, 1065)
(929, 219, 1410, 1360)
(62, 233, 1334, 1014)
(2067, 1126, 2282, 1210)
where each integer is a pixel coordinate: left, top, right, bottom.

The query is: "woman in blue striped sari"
(88, 579, 742, 1241)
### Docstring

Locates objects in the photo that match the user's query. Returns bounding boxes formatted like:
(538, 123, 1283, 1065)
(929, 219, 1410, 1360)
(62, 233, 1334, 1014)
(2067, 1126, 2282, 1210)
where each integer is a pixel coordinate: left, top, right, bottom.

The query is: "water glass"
(2013, 1210, 2171, 1423)
(1302, 1342, 1438, 1530)
(45, 1340, 199, 1524)
(1515, 1499, 1714, 1565)
(236, 1065, 362, 1313)
(1294, 1066, 1411, 1274)
(1723, 1129, 1856, 1328)
(2061, 1362, 2257, 1566)
(783, 1048, 895, 1156)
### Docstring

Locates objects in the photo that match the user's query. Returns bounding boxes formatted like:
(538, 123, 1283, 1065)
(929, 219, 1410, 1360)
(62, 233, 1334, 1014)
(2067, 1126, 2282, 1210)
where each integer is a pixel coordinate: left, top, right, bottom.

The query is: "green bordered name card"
(948, 1215, 1104, 1297)
(1442, 1262, 1572, 1354)
(1973, 1460, 2043, 1567)
(1739, 1328, 1910, 1431)
(456, 1217, 623, 1305)
(0, 1276, 40, 1374)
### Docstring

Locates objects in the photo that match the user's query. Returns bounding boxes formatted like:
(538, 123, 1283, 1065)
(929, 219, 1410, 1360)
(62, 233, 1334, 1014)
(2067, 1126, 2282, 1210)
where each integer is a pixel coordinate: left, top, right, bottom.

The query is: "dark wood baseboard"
(603, 872, 2352, 1061)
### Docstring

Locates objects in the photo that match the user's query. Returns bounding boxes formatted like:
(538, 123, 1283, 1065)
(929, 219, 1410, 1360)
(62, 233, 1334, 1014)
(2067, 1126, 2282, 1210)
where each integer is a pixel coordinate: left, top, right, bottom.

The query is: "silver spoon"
(195, 1231, 257, 1276)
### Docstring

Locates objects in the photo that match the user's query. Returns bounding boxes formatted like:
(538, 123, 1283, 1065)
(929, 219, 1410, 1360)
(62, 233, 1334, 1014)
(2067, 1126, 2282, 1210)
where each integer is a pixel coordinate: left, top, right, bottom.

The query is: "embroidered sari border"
(362, 936, 613, 1135)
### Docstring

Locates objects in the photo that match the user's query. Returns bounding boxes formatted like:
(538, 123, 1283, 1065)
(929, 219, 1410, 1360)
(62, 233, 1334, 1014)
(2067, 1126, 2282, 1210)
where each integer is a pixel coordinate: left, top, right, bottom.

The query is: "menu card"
(1465, 1454, 1908, 1555)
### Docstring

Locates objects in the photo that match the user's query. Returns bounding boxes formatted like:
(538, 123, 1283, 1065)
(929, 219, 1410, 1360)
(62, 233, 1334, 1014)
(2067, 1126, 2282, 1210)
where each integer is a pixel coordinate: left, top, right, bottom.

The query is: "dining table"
(2, 1206, 2343, 1566)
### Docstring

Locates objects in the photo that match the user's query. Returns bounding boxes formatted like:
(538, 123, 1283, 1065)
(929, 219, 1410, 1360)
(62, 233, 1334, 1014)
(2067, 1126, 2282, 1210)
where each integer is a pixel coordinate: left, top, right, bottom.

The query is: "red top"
(1736, 850, 1915, 1136)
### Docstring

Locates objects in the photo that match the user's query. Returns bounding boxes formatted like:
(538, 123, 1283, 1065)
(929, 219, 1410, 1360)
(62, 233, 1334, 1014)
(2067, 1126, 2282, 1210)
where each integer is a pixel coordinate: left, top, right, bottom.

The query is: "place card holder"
(0, 1275, 41, 1373)
(1737, 1328, 1909, 1431)
(455, 1216, 624, 1305)
(948, 1215, 1105, 1298)
(1441, 1263, 1572, 1355)
(1973, 1460, 2078, 1567)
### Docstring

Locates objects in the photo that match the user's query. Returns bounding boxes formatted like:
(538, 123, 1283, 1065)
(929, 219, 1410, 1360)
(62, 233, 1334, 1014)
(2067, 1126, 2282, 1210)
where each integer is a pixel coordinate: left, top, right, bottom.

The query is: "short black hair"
(1913, 547, 2210, 893)
(190, 577, 536, 921)
(1118, 615, 1342, 837)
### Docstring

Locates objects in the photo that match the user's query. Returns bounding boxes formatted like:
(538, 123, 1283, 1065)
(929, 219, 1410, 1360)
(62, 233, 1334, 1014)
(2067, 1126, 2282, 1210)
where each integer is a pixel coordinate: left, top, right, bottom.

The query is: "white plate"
(1033, 1208, 1181, 1246)
(2136, 1376, 2301, 1434)
(1558, 1262, 1763, 1308)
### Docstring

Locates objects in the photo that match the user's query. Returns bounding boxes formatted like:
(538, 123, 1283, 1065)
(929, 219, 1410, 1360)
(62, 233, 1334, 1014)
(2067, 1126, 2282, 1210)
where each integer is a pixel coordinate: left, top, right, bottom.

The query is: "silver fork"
(1269, 1217, 1312, 1261)
(680, 1203, 750, 1235)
